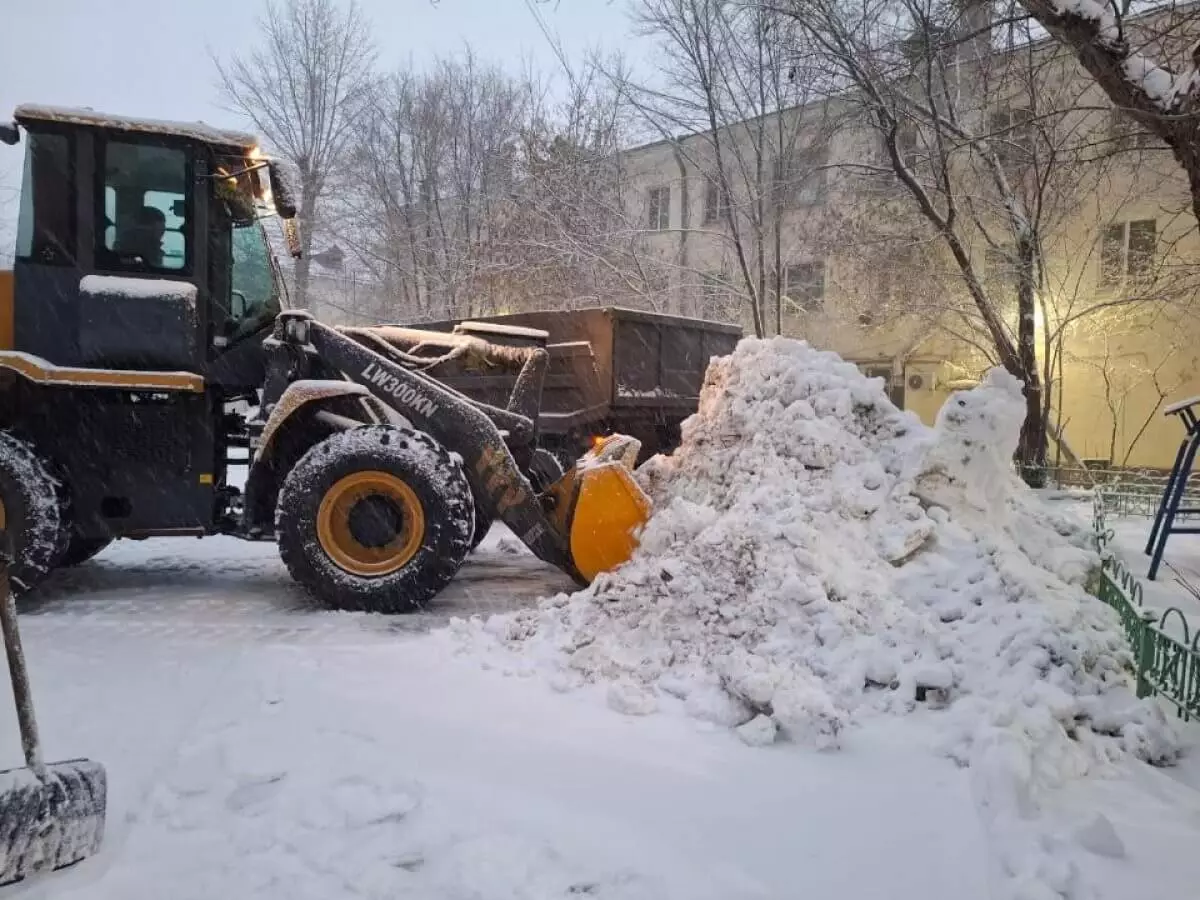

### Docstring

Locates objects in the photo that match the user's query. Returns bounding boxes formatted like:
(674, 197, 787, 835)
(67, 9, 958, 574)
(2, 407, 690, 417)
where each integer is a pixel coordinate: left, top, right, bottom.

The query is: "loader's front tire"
(275, 426, 474, 613)
(0, 432, 63, 595)
(469, 505, 493, 551)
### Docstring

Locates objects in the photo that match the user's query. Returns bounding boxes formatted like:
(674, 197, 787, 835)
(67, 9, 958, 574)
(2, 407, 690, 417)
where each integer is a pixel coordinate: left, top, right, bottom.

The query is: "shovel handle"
(0, 565, 44, 774)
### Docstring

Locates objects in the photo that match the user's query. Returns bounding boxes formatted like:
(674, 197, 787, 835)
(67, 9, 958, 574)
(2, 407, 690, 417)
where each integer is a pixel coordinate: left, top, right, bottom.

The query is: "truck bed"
(416, 306, 742, 461)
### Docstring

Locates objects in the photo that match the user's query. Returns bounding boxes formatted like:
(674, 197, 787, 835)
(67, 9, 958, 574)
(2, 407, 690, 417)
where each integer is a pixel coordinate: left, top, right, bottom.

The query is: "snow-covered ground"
(20, 525, 573, 637)
(2, 531, 1200, 900)
(4, 531, 987, 900)
(1105, 517, 1200, 636)
(7, 339, 1200, 899)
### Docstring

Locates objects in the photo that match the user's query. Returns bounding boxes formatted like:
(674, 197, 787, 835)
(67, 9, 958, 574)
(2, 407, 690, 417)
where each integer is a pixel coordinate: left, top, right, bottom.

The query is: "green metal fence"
(1092, 491, 1200, 720)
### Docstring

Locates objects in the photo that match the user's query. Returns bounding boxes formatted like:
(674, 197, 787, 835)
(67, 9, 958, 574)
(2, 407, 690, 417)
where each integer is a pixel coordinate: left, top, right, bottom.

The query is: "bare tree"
(498, 56, 669, 312)
(213, 0, 376, 307)
(1087, 327, 1192, 465)
(759, 0, 1200, 476)
(337, 55, 531, 320)
(333, 49, 676, 323)
(751, 0, 1110, 474)
(620, 0, 832, 336)
(1014, 0, 1200, 228)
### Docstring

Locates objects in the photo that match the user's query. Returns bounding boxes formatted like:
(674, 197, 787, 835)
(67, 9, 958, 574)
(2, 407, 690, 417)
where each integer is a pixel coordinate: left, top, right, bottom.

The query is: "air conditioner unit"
(905, 368, 938, 392)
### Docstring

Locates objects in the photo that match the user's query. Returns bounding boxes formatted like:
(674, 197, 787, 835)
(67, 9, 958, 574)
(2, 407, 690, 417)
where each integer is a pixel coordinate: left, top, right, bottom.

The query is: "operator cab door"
(10, 125, 82, 361)
(80, 134, 217, 536)
(84, 132, 207, 372)
(204, 206, 281, 391)
(10, 126, 218, 536)
(11, 127, 209, 371)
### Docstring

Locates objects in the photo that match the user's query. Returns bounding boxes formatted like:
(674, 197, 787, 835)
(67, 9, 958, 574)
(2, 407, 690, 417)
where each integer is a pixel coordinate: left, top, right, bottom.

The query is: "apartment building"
(612, 9, 1200, 470)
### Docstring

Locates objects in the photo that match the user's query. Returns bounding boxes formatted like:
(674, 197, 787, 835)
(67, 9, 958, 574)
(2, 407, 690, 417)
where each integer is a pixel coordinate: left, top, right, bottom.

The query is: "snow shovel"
(0, 557, 107, 885)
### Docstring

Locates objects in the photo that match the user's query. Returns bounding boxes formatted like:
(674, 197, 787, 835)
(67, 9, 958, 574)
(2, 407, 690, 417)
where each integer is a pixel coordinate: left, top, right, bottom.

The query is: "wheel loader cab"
(0, 105, 293, 566)
(5, 107, 283, 377)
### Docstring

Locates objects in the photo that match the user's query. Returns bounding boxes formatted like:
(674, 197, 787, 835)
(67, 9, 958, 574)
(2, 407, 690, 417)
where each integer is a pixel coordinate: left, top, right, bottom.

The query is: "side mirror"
(0, 122, 19, 146)
(267, 161, 298, 218)
(230, 289, 247, 321)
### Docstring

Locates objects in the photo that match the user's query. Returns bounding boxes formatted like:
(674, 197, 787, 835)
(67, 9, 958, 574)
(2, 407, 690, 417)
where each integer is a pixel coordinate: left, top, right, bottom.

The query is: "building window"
(784, 261, 824, 313)
(1100, 219, 1156, 286)
(774, 146, 827, 208)
(15, 131, 75, 266)
(703, 174, 730, 225)
(989, 107, 1033, 168)
(878, 122, 924, 172)
(98, 140, 191, 274)
(701, 269, 728, 301)
(984, 245, 1018, 296)
(647, 186, 670, 231)
(1108, 108, 1155, 150)
(861, 365, 904, 406)
(985, 246, 1011, 279)
(697, 270, 733, 317)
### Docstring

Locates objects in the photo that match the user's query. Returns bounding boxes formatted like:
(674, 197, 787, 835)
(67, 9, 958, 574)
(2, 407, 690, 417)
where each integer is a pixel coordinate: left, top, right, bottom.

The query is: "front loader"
(0, 104, 652, 612)
(247, 312, 652, 611)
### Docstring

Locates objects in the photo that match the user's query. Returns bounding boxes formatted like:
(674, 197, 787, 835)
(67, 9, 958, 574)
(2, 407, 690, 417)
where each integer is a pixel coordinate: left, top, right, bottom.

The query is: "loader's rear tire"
(59, 535, 113, 567)
(0, 432, 63, 595)
(276, 426, 474, 613)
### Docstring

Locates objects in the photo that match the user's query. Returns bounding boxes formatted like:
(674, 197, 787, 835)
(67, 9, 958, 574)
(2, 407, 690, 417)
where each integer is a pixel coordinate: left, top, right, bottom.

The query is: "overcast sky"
(0, 0, 646, 252)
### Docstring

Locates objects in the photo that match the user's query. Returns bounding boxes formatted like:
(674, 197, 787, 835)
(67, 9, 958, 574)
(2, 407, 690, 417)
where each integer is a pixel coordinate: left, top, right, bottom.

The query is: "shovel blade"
(0, 758, 107, 886)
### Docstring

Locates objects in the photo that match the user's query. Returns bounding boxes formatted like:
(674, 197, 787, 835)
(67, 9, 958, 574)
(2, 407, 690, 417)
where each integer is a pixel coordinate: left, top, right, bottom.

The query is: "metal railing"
(1032, 464, 1200, 519)
(1092, 491, 1200, 720)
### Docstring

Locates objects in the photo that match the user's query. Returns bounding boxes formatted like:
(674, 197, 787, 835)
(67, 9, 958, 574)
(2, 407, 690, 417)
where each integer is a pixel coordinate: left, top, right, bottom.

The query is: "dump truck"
(416, 308, 742, 468)
(0, 104, 658, 613)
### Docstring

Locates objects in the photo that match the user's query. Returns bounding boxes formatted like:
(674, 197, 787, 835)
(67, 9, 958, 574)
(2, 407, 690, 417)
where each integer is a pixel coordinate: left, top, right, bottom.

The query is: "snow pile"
(458, 338, 1176, 770)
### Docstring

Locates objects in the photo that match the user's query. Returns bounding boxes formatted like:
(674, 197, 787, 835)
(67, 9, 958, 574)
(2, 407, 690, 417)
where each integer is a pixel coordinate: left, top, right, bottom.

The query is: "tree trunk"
(294, 183, 317, 312)
(294, 251, 312, 312)
(1015, 235, 1047, 485)
(773, 204, 783, 336)
(674, 149, 689, 316)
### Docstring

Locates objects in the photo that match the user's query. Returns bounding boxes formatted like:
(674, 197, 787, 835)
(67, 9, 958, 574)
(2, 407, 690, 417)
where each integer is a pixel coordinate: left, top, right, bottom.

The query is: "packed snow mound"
(457, 338, 1176, 768)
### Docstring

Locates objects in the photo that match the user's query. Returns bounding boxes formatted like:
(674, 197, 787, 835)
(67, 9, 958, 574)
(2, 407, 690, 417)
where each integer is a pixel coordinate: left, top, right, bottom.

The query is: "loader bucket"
(569, 461, 652, 581)
(548, 434, 651, 582)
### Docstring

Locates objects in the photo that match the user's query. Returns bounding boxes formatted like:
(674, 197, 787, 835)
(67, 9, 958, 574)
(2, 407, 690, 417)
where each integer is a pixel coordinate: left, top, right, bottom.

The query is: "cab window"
(15, 131, 74, 266)
(97, 140, 190, 274)
(228, 221, 279, 336)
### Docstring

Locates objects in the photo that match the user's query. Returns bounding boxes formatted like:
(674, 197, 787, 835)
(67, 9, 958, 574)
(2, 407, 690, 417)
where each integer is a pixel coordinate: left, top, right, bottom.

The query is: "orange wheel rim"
(316, 471, 425, 577)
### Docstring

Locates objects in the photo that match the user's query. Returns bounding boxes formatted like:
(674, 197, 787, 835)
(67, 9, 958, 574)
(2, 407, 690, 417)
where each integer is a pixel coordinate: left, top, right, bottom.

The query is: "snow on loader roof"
(13, 104, 258, 148)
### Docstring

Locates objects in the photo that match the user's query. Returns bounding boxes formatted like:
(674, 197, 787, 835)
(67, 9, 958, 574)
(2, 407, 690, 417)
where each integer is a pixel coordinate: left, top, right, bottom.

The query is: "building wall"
(612, 24, 1200, 470)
